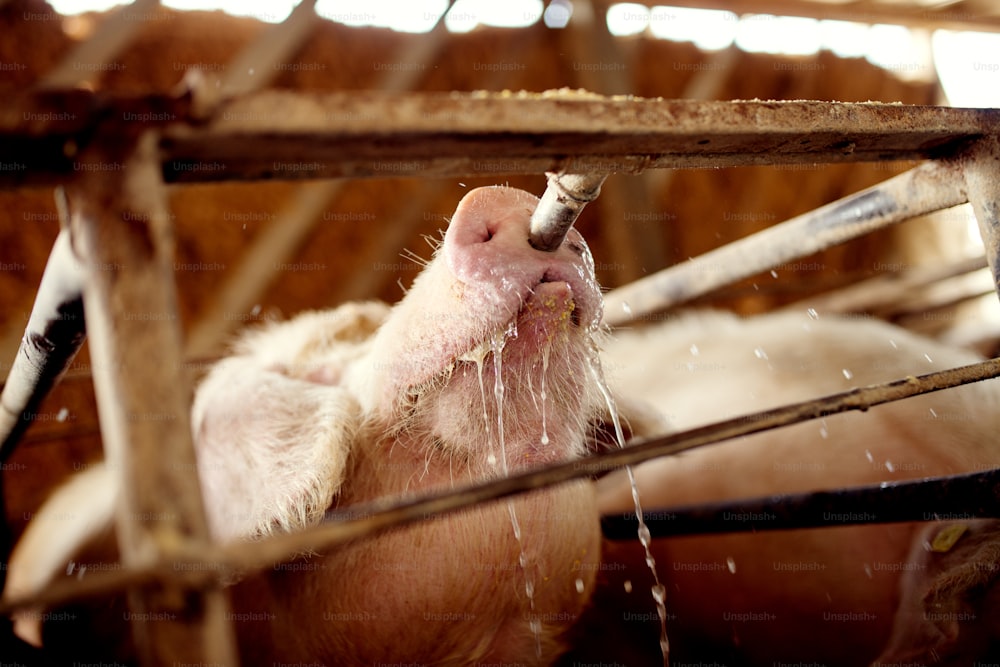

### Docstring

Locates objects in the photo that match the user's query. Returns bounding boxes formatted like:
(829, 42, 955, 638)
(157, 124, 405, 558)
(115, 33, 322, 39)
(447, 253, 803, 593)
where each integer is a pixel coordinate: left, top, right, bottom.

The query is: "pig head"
(874, 519, 1000, 666)
(7, 186, 619, 666)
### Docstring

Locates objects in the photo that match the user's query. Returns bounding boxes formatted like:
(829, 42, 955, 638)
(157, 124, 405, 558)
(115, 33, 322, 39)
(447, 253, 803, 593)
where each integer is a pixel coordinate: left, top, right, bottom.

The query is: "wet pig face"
(349, 184, 605, 478)
(184, 185, 606, 665)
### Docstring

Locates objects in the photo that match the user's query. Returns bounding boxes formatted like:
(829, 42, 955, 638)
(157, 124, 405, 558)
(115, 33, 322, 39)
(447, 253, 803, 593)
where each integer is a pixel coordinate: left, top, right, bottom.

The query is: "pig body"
(592, 310, 1000, 666)
(7, 186, 607, 665)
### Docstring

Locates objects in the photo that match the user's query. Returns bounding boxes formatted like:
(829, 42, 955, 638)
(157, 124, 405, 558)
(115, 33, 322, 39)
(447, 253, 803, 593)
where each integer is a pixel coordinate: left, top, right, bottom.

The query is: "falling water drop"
(842, 368, 853, 380)
(806, 308, 819, 320)
(490, 325, 543, 658)
(540, 343, 551, 447)
(588, 351, 670, 665)
(726, 557, 737, 574)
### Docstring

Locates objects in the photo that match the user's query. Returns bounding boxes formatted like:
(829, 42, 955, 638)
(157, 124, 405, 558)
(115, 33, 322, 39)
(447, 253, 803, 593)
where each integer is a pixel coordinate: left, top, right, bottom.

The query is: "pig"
(6, 185, 623, 665)
(874, 519, 1000, 665)
(586, 310, 1000, 666)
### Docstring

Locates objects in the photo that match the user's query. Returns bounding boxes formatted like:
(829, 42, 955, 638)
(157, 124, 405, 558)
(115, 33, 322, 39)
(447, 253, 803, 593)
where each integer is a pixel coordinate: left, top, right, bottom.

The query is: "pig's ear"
(873, 522, 1000, 666)
(586, 392, 671, 457)
(191, 303, 387, 541)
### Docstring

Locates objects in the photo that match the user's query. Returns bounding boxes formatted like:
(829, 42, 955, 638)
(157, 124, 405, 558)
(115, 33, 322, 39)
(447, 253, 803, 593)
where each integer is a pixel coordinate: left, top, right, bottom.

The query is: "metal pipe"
(602, 467, 1000, 540)
(603, 159, 968, 326)
(0, 217, 85, 460)
(529, 171, 608, 251)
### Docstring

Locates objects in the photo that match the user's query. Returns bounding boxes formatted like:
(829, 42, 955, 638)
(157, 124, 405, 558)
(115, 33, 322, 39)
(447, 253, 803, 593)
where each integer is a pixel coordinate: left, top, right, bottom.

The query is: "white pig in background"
(588, 310, 1000, 666)
(7, 186, 636, 665)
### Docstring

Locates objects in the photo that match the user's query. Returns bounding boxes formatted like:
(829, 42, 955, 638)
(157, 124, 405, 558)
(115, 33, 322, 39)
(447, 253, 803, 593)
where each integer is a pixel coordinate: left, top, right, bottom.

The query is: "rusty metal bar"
(601, 467, 1000, 539)
(2, 93, 998, 188)
(964, 137, 1000, 304)
(67, 128, 237, 665)
(603, 159, 968, 326)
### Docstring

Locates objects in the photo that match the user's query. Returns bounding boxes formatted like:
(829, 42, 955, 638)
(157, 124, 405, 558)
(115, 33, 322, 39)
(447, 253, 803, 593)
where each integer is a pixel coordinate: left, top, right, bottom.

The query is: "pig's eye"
(565, 240, 585, 257)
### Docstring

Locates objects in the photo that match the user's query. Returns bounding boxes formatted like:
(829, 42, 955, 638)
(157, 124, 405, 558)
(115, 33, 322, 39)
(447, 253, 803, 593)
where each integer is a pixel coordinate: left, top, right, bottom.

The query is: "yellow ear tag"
(930, 524, 969, 553)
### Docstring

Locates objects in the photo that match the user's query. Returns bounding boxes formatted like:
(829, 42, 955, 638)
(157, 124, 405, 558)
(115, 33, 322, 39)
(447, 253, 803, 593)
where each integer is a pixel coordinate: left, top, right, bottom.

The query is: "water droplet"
(806, 308, 819, 320)
(56, 407, 69, 422)
(924, 353, 933, 363)
(819, 420, 829, 439)
(690, 344, 700, 356)
(624, 580, 633, 593)
(575, 578, 585, 594)
(487, 453, 497, 466)
(250, 304, 262, 316)
(622, 301, 632, 315)
(726, 557, 736, 574)
(929, 408, 938, 418)
(770, 270, 778, 278)
(754, 347, 768, 360)
(889, 339, 898, 349)
(865, 449, 874, 463)
(885, 460, 895, 473)
(864, 564, 873, 578)
(842, 368, 853, 380)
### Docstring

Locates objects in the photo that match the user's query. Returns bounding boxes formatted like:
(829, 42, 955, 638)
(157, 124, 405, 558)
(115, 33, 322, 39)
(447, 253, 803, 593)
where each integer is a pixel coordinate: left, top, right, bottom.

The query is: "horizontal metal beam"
(1, 91, 998, 187)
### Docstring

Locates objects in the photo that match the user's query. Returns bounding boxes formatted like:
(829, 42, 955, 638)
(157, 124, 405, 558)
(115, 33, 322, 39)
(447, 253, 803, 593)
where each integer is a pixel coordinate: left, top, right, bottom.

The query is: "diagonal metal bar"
(0, 222, 85, 459)
(603, 159, 968, 326)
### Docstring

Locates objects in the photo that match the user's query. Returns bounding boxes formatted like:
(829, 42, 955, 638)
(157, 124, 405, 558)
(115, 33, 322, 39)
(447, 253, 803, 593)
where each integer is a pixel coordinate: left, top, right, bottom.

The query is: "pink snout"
(443, 186, 601, 330)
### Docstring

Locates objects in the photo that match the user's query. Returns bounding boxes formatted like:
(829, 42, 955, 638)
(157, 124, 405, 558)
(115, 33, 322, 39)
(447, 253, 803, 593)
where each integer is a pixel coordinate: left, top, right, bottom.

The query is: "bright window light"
(865, 23, 933, 80)
(736, 15, 820, 56)
(543, 0, 573, 29)
(819, 20, 869, 59)
(47, 0, 128, 14)
(932, 30, 1000, 108)
(648, 6, 737, 51)
(163, 0, 296, 23)
(444, 0, 542, 32)
(316, 0, 447, 33)
(606, 3, 648, 36)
